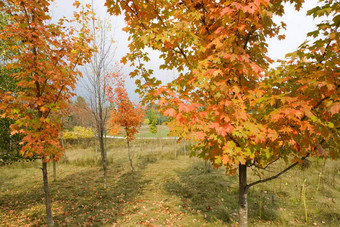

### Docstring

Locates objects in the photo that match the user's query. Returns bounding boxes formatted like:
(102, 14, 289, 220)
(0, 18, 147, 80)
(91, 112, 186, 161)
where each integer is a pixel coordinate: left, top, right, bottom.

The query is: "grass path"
(117, 157, 233, 226)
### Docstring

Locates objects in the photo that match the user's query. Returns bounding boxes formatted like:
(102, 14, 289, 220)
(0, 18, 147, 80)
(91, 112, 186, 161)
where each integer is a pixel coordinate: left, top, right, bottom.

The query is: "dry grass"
(0, 139, 339, 226)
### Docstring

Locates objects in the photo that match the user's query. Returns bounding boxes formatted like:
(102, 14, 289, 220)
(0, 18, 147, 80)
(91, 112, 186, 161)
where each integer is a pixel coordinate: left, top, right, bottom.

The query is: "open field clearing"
(0, 139, 339, 226)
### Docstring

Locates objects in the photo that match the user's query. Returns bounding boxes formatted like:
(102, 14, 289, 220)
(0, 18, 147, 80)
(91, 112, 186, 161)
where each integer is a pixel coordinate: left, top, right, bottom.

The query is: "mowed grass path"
(0, 139, 339, 226)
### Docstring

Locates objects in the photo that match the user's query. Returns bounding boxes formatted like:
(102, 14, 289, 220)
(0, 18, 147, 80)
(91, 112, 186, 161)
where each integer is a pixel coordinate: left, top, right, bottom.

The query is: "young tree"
(107, 106, 121, 136)
(83, 7, 116, 188)
(107, 70, 144, 173)
(105, 0, 339, 226)
(0, 1, 93, 225)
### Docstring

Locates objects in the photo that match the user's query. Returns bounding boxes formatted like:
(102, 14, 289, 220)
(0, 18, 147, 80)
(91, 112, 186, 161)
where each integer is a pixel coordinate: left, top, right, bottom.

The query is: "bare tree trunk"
(83, 8, 114, 189)
(42, 161, 54, 226)
(99, 130, 107, 188)
(52, 159, 56, 181)
(174, 138, 177, 159)
(204, 160, 210, 173)
(95, 137, 98, 155)
(105, 129, 107, 151)
(184, 140, 187, 155)
(61, 135, 67, 162)
(127, 140, 134, 172)
(239, 164, 248, 227)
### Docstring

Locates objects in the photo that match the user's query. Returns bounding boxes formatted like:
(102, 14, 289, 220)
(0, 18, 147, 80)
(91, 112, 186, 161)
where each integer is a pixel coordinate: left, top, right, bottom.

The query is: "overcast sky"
(53, 0, 323, 101)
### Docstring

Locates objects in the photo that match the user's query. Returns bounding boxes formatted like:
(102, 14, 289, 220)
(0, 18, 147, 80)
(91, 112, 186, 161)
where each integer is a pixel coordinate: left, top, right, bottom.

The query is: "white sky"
(52, 0, 322, 101)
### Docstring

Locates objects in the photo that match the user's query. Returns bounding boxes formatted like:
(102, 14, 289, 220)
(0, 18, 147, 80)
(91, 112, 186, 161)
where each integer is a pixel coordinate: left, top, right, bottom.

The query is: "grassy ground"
(113, 125, 170, 138)
(136, 125, 170, 138)
(0, 139, 339, 226)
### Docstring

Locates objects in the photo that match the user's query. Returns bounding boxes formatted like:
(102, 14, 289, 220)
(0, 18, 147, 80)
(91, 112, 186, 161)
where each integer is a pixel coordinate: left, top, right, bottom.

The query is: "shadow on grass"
(163, 162, 238, 225)
(0, 165, 150, 226)
(163, 161, 281, 225)
(51, 168, 150, 226)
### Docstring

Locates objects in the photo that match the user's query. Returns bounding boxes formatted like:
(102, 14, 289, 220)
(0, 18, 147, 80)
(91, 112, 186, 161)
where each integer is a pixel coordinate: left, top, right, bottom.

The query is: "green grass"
(0, 140, 339, 226)
(136, 125, 170, 138)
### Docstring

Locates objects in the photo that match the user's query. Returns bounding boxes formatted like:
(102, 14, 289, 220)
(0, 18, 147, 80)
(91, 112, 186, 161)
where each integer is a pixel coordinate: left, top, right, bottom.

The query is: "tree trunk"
(184, 140, 187, 155)
(99, 131, 107, 188)
(61, 136, 67, 162)
(174, 138, 177, 159)
(205, 160, 210, 173)
(95, 137, 98, 155)
(52, 159, 56, 181)
(127, 140, 134, 172)
(42, 161, 54, 226)
(239, 164, 248, 227)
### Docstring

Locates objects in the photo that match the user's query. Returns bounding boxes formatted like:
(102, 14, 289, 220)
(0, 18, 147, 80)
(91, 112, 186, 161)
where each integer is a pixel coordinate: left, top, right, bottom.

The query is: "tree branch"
(246, 153, 310, 190)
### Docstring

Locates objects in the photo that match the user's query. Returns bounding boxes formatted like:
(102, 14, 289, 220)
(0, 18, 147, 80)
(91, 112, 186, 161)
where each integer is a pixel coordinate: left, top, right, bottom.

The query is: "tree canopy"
(105, 0, 339, 225)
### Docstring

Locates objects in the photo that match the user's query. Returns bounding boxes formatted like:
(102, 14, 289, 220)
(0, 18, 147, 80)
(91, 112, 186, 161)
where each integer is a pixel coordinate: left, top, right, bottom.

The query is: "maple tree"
(0, 0, 94, 225)
(105, 0, 339, 226)
(108, 109, 122, 136)
(107, 69, 145, 172)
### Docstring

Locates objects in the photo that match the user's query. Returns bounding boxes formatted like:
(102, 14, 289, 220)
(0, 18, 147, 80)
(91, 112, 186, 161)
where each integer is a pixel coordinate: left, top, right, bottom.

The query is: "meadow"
(0, 134, 339, 226)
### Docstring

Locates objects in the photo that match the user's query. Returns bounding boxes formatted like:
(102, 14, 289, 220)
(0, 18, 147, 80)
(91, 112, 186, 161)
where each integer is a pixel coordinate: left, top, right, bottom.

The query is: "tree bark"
(52, 159, 56, 181)
(239, 164, 248, 227)
(42, 161, 54, 226)
(95, 137, 98, 155)
(99, 130, 107, 188)
(127, 140, 134, 172)
(174, 138, 177, 159)
(204, 160, 208, 172)
(61, 136, 67, 162)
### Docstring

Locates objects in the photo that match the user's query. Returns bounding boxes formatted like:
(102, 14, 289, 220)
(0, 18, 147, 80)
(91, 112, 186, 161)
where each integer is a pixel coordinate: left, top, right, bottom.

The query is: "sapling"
(302, 179, 308, 223)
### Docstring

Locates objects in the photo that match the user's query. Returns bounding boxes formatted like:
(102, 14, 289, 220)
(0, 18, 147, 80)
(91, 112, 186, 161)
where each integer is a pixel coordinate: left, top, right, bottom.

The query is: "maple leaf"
(329, 102, 340, 115)
(164, 108, 176, 117)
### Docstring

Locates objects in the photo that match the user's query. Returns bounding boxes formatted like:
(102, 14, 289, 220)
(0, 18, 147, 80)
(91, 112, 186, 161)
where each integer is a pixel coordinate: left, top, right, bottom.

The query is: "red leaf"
(164, 108, 176, 117)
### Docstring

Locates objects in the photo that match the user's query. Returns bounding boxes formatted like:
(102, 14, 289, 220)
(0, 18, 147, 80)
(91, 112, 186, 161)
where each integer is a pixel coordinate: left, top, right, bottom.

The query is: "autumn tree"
(65, 96, 94, 129)
(0, 1, 93, 225)
(107, 106, 121, 136)
(107, 70, 144, 173)
(105, 0, 339, 226)
(260, 0, 339, 166)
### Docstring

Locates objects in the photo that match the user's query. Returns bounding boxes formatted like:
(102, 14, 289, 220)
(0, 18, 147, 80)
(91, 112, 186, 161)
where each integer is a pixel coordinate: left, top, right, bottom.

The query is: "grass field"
(112, 125, 171, 138)
(136, 125, 170, 138)
(0, 138, 339, 226)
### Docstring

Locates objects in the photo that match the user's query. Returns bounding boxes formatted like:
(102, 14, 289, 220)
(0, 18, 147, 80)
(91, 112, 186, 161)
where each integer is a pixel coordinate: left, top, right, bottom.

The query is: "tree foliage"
(144, 105, 168, 124)
(0, 0, 94, 162)
(0, 11, 24, 165)
(0, 1, 94, 225)
(63, 126, 95, 140)
(107, 69, 145, 142)
(106, 0, 304, 171)
(149, 108, 158, 134)
(107, 68, 144, 172)
(105, 0, 339, 225)
(64, 96, 94, 130)
(260, 1, 339, 163)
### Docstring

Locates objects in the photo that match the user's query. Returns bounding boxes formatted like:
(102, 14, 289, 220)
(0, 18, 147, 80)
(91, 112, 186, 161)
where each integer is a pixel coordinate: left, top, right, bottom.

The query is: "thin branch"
(246, 153, 310, 190)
